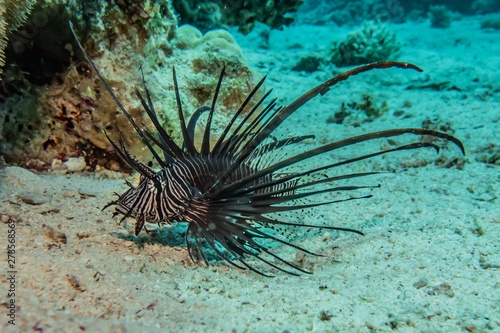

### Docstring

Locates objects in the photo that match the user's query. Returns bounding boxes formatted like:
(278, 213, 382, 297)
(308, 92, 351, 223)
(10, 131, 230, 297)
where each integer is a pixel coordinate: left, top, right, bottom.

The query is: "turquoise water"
(0, 1, 499, 332)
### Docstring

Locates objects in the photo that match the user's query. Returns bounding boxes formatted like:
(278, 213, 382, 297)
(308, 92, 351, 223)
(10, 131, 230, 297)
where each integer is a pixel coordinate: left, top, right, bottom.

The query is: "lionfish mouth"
(70, 22, 465, 277)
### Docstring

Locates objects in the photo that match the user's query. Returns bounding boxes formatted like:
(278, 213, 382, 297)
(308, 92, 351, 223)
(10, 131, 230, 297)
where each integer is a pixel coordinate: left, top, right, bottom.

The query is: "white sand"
(1, 17, 499, 332)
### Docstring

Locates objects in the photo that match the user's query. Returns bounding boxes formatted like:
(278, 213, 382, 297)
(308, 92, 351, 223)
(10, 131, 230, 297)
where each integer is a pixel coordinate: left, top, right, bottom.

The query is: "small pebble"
(62, 191, 77, 198)
(124, 255, 135, 262)
(427, 283, 454, 298)
(18, 191, 49, 205)
(98, 169, 124, 179)
(51, 159, 65, 170)
(108, 160, 121, 171)
(64, 157, 86, 172)
(476, 153, 489, 163)
(44, 228, 67, 244)
(78, 187, 99, 197)
(227, 289, 240, 298)
(123, 241, 134, 247)
(413, 278, 428, 289)
(52, 169, 68, 176)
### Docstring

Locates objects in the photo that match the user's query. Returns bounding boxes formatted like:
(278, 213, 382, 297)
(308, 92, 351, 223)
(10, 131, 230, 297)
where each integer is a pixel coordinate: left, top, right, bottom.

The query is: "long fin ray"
(212, 131, 462, 198)
(205, 62, 429, 197)
(212, 75, 267, 154)
(172, 66, 198, 156)
(201, 66, 225, 155)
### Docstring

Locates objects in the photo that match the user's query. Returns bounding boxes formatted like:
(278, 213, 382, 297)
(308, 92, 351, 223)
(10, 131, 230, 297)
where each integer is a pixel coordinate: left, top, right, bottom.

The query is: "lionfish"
(70, 23, 464, 276)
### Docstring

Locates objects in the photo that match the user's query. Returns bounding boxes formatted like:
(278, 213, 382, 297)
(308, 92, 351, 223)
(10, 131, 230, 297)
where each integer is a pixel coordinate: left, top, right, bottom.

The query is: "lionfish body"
(71, 23, 464, 276)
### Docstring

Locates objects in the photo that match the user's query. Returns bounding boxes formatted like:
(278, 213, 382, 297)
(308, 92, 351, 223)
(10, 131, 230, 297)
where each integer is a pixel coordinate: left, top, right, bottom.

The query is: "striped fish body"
(115, 155, 274, 232)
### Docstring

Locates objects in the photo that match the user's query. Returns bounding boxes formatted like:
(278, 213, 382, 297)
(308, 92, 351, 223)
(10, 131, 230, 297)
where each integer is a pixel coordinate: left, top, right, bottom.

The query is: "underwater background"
(0, 0, 499, 332)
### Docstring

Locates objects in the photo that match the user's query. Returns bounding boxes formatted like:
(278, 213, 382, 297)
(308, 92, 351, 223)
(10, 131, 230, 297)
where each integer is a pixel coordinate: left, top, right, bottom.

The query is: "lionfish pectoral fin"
(135, 215, 146, 236)
(224, 236, 251, 257)
(257, 215, 365, 236)
(258, 246, 313, 275)
(203, 231, 248, 271)
(220, 233, 305, 276)
(102, 200, 118, 211)
(231, 143, 440, 198)
(194, 232, 210, 267)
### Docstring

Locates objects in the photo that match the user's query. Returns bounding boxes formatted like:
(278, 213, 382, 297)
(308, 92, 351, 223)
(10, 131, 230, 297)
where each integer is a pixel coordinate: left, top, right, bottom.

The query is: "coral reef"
(37, 0, 176, 54)
(294, 0, 481, 26)
(471, 0, 500, 15)
(1, 57, 146, 172)
(430, 5, 453, 28)
(294, 0, 408, 26)
(1, 0, 178, 171)
(144, 24, 262, 148)
(328, 21, 401, 67)
(0, 0, 36, 75)
(173, 1, 228, 33)
(173, 0, 304, 35)
(481, 13, 500, 30)
(0, 0, 259, 173)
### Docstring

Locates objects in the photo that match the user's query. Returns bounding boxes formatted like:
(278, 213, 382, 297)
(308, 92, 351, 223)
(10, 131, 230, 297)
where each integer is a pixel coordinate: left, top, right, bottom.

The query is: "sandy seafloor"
(1, 16, 500, 333)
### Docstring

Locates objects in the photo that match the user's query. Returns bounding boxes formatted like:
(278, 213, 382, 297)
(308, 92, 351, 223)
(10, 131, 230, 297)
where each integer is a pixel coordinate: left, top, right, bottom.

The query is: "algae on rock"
(173, 0, 304, 35)
(1, 0, 178, 171)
